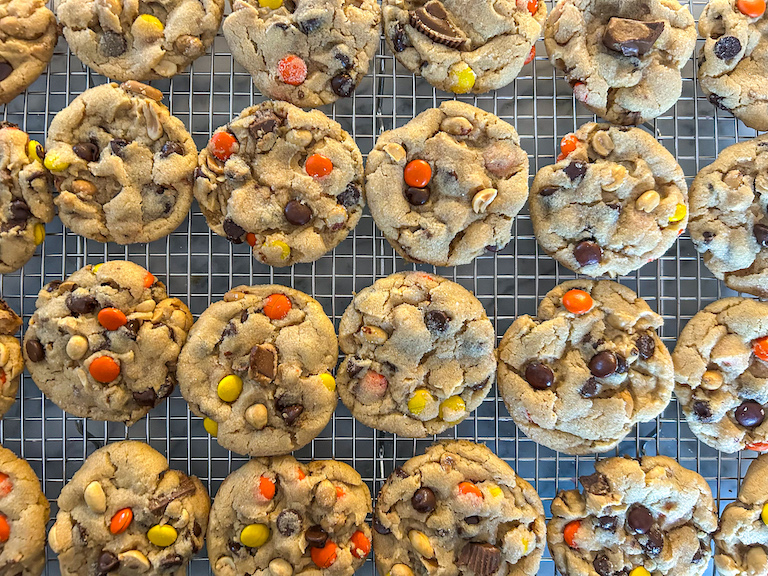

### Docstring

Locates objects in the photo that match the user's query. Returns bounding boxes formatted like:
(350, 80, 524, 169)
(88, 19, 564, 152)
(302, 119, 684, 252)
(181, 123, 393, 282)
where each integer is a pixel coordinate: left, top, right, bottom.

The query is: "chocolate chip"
(615, 354, 627, 374)
(412, 487, 437, 513)
(394, 467, 409, 479)
(457, 542, 501, 576)
(643, 527, 664, 556)
(97, 551, 119, 574)
(709, 93, 731, 112)
(160, 141, 183, 158)
(280, 404, 303, 425)
(110, 139, 128, 157)
(133, 388, 157, 407)
(589, 350, 618, 377)
(124, 319, 141, 338)
(222, 218, 245, 243)
(298, 17, 322, 34)
(347, 357, 364, 378)
(714, 35, 742, 60)
(99, 31, 127, 57)
(593, 554, 612, 576)
(66, 294, 98, 315)
(425, 310, 449, 333)
(539, 186, 559, 196)
(305, 525, 328, 548)
(72, 143, 99, 162)
(405, 186, 430, 205)
(735, 400, 765, 427)
(228, 541, 241, 554)
(193, 521, 202, 537)
(0, 62, 11, 81)
(580, 472, 610, 495)
(337, 183, 362, 208)
(250, 344, 277, 380)
(602, 17, 665, 57)
(692, 543, 706, 563)
(702, 230, 715, 243)
(373, 516, 391, 534)
(159, 555, 183, 569)
(409, 0, 467, 49)
(754, 224, 768, 247)
(331, 73, 354, 98)
(574, 240, 602, 266)
(284, 200, 313, 225)
(580, 377, 599, 398)
(597, 515, 618, 531)
(627, 504, 653, 534)
(276, 509, 302, 537)
(693, 400, 712, 421)
(525, 361, 554, 390)
(464, 515, 480, 525)
(564, 161, 587, 181)
(636, 333, 655, 360)
(8, 199, 31, 225)
(392, 23, 408, 52)
(336, 53, 352, 69)
(249, 109, 282, 139)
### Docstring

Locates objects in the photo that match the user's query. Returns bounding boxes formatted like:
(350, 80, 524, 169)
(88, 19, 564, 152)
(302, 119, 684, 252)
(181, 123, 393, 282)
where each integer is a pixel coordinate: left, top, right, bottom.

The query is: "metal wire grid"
(0, 0, 763, 573)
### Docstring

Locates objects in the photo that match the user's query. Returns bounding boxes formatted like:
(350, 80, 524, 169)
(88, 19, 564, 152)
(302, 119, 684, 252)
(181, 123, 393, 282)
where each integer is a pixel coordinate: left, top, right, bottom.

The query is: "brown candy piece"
(250, 344, 277, 381)
(602, 18, 665, 57)
(409, 1, 468, 50)
(457, 542, 501, 576)
(284, 200, 313, 225)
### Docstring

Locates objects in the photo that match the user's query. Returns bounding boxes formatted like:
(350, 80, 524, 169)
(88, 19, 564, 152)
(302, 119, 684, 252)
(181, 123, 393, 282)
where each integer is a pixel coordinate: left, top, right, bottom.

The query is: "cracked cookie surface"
(22, 261, 193, 424)
(548, 455, 717, 576)
(55, 0, 223, 81)
(673, 297, 768, 453)
(178, 285, 338, 457)
(223, 0, 380, 108)
(689, 135, 768, 297)
(48, 440, 210, 576)
(337, 271, 496, 437)
(374, 440, 546, 576)
(0, 0, 57, 104)
(194, 101, 364, 267)
(208, 455, 372, 576)
(382, 0, 546, 94)
(0, 299, 23, 419)
(530, 123, 688, 277)
(365, 101, 529, 266)
(0, 123, 54, 274)
(545, 0, 695, 124)
(45, 82, 197, 244)
(498, 280, 674, 455)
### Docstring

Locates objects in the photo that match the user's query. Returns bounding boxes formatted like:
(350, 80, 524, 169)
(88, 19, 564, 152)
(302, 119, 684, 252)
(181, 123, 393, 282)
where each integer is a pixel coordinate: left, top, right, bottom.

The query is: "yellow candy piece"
(267, 240, 291, 261)
(521, 536, 530, 554)
(217, 374, 243, 403)
(203, 417, 218, 437)
(439, 396, 466, 422)
(762, 502, 768, 525)
(669, 203, 687, 223)
(147, 524, 177, 547)
(629, 568, 651, 576)
(240, 523, 270, 548)
(92, 263, 103, 273)
(408, 389, 434, 416)
(33, 223, 45, 246)
(27, 140, 44, 163)
(320, 372, 336, 392)
(133, 14, 165, 42)
(44, 151, 69, 172)
(258, 0, 283, 7)
(488, 484, 503, 498)
(448, 63, 476, 94)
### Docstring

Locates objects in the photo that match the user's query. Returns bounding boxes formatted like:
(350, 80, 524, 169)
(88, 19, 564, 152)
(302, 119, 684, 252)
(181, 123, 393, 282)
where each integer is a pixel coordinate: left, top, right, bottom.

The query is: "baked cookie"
(497, 280, 674, 455)
(208, 455, 372, 576)
(0, 0, 57, 104)
(337, 271, 496, 437)
(194, 101, 364, 267)
(374, 440, 546, 576)
(548, 455, 717, 576)
(0, 299, 23, 418)
(698, 0, 768, 130)
(689, 134, 768, 297)
(23, 261, 193, 424)
(44, 81, 197, 244)
(545, 0, 696, 124)
(178, 285, 338, 457)
(223, 0, 380, 108)
(530, 123, 688, 277)
(715, 455, 768, 575)
(48, 440, 210, 576)
(0, 122, 54, 273)
(365, 101, 529, 266)
(673, 297, 768, 453)
(56, 0, 223, 81)
(382, 0, 546, 94)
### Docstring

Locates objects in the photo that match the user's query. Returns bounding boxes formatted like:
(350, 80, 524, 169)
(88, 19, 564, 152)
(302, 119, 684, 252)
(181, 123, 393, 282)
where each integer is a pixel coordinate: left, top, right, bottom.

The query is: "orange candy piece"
(311, 540, 338, 568)
(278, 55, 308, 85)
(110, 508, 133, 534)
(562, 289, 593, 315)
(404, 159, 432, 188)
(754, 336, 768, 361)
(738, 0, 766, 16)
(458, 481, 483, 499)
(350, 530, 371, 558)
(336, 485, 345, 499)
(209, 131, 238, 162)
(263, 293, 292, 320)
(246, 233, 257, 247)
(258, 476, 276, 500)
(0, 513, 9, 543)
(527, 0, 537, 14)
(297, 467, 307, 480)
(144, 272, 155, 288)
(98, 308, 127, 331)
(89, 356, 120, 383)
(0, 473, 12, 498)
(306, 154, 333, 178)
(559, 134, 579, 160)
(564, 519, 580, 548)
(524, 46, 535, 65)
(747, 441, 768, 452)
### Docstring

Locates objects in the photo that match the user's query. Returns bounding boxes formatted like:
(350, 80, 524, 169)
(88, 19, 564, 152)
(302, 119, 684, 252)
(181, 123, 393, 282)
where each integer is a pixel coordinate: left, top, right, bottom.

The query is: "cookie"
(365, 101, 529, 266)
(208, 455, 372, 576)
(545, 0, 696, 124)
(23, 261, 194, 424)
(194, 101, 365, 267)
(689, 134, 768, 298)
(222, 0, 380, 108)
(530, 123, 688, 277)
(56, 0, 223, 81)
(44, 81, 197, 244)
(672, 297, 768, 453)
(497, 280, 674, 455)
(337, 271, 496, 437)
(374, 440, 546, 576)
(715, 455, 768, 575)
(178, 285, 338, 457)
(0, 299, 23, 419)
(48, 440, 210, 576)
(0, 0, 57, 104)
(382, 0, 546, 94)
(548, 455, 717, 576)
(0, 123, 54, 273)
(698, 0, 768, 130)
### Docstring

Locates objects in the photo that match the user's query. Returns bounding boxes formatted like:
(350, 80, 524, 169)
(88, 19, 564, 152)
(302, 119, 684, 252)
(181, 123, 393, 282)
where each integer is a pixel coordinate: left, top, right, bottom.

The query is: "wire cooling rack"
(0, 1, 761, 574)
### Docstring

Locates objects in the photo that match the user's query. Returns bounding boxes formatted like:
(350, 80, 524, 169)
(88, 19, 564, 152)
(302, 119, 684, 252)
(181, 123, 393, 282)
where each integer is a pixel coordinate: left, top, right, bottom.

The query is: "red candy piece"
(746, 441, 768, 452)
(350, 530, 371, 558)
(278, 55, 308, 86)
(564, 519, 580, 548)
(209, 131, 238, 162)
(0, 473, 12, 498)
(305, 154, 333, 178)
(246, 233, 257, 247)
(527, 0, 537, 14)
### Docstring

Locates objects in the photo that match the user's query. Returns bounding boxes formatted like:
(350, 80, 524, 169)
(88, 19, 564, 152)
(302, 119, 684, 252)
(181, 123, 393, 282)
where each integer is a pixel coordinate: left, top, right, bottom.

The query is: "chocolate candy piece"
(411, 487, 436, 513)
(580, 472, 610, 495)
(0, 62, 12, 82)
(593, 554, 612, 576)
(735, 400, 765, 427)
(25, 339, 44, 362)
(602, 17, 665, 57)
(525, 361, 554, 390)
(693, 400, 712, 421)
(627, 504, 653, 534)
(589, 351, 618, 377)
(160, 141, 183, 158)
(597, 515, 618, 531)
(250, 344, 277, 380)
(222, 218, 245, 243)
(580, 378, 599, 398)
(405, 186, 430, 206)
(574, 240, 602, 266)
(373, 516, 391, 535)
(284, 200, 313, 225)
(276, 509, 302, 537)
(305, 526, 328, 548)
(249, 110, 282, 139)
(73, 143, 99, 162)
(457, 542, 501, 576)
(132, 388, 157, 407)
(714, 36, 742, 60)
(66, 294, 98, 315)
(409, 0, 467, 50)
(564, 161, 587, 181)
(464, 515, 480, 525)
(424, 310, 449, 333)
(98, 550, 120, 573)
(635, 333, 655, 359)
(100, 31, 127, 57)
(280, 403, 304, 425)
(754, 224, 768, 247)
(643, 526, 664, 556)
(110, 139, 128, 157)
(331, 73, 354, 98)
(337, 183, 362, 208)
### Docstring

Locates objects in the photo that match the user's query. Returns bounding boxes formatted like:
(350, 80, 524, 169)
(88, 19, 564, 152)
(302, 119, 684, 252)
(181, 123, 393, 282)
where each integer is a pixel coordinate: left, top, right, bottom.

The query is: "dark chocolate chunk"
(580, 377, 599, 398)
(635, 333, 655, 359)
(305, 525, 328, 548)
(331, 73, 354, 98)
(615, 354, 627, 374)
(160, 141, 183, 158)
(409, 0, 467, 49)
(148, 477, 196, 514)
(589, 350, 618, 377)
(373, 516, 391, 534)
(643, 526, 664, 556)
(597, 515, 618, 531)
(124, 319, 141, 337)
(405, 186, 430, 205)
(298, 17, 322, 34)
(525, 361, 554, 390)
(579, 472, 610, 495)
(602, 17, 665, 57)
(336, 53, 352, 69)
(393, 467, 409, 479)
(284, 200, 313, 225)
(249, 109, 282, 139)
(193, 521, 202, 537)
(337, 183, 362, 208)
(276, 509, 302, 536)
(158, 555, 184, 569)
(593, 554, 612, 576)
(754, 224, 768, 247)
(574, 240, 602, 267)
(250, 344, 277, 380)
(66, 294, 98, 315)
(73, 143, 99, 162)
(692, 542, 707, 563)
(564, 161, 587, 181)
(539, 186, 559, 196)
(0, 62, 11, 82)
(425, 310, 449, 333)
(464, 515, 480, 525)
(693, 400, 712, 421)
(7, 199, 31, 226)
(280, 404, 304, 425)
(702, 230, 715, 243)
(411, 487, 437, 513)
(627, 503, 653, 534)
(735, 400, 764, 427)
(110, 139, 128, 157)
(132, 388, 157, 407)
(99, 32, 127, 57)
(97, 551, 119, 574)
(714, 35, 742, 60)
(228, 541, 242, 554)
(222, 218, 245, 243)
(457, 542, 501, 576)
(347, 357, 364, 378)
(392, 23, 408, 52)
(709, 93, 730, 112)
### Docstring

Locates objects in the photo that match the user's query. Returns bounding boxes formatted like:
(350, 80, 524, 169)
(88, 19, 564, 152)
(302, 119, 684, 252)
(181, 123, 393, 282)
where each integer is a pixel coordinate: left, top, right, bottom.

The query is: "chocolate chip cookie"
(0, 300, 23, 419)
(698, 0, 768, 130)
(208, 455, 372, 576)
(23, 261, 193, 424)
(56, 0, 223, 81)
(223, 0, 380, 108)
(44, 81, 197, 244)
(0, 0, 57, 104)
(548, 455, 717, 576)
(673, 297, 768, 453)
(0, 123, 54, 274)
(337, 272, 496, 437)
(545, 0, 696, 124)
(194, 101, 364, 267)
(178, 285, 338, 457)
(365, 101, 529, 266)
(689, 134, 768, 298)
(374, 440, 546, 576)
(382, 0, 546, 94)
(48, 440, 210, 576)
(530, 123, 689, 277)
(498, 280, 674, 455)
(715, 454, 768, 575)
